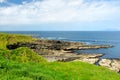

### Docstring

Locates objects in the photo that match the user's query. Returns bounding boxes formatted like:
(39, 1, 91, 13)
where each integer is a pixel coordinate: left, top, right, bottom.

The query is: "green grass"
(0, 47, 46, 63)
(0, 33, 120, 80)
(0, 33, 35, 50)
(0, 61, 120, 80)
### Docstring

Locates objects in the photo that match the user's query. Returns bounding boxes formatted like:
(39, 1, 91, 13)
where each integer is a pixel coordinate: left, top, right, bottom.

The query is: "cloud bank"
(0, 0, 120, 25)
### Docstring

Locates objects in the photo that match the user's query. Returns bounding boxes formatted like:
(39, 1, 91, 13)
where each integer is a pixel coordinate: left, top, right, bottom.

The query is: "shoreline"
(6, 38, 120, 72)
(0, 32, 119, 73)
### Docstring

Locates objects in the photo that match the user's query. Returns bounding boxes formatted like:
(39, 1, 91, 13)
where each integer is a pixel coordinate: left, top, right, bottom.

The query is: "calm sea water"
(2, 31, 120, 58)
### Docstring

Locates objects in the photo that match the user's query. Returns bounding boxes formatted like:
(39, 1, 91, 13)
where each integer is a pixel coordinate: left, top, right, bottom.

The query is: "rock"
(73, 54, 103, 64)
(74, 58, 99, 64)
(78, 53, 103, 58)
(55, 53, 103, 64)
(7, 38, 119, 73)
(99, 59, 112, 67)
(7, 39, 112, 51)
(111, 59, 120, 72)
(77, 45, 112, 50)
(99, 59, 120, 73)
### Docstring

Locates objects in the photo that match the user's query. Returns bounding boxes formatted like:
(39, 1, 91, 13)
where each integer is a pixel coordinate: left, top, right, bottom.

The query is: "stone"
(99, 59, 112, 67)
(74, 58, 99, 64)
(99, 59, 120, 73)
(7, 39, 112, 51)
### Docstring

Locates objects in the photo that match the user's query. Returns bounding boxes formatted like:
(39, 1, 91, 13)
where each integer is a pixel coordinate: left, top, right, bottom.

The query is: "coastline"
(0, 33, 119, 73)
(7, 37, 120, 73)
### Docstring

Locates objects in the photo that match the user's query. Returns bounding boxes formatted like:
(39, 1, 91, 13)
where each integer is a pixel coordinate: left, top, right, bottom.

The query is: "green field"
(0, 33, 120, 80)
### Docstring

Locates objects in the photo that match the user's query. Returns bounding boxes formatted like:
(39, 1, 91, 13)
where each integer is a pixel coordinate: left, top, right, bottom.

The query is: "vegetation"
(0, 47, 46, 63)
(0, 33, 35, 49)
(0, 60, 120, 80)
(0, 33, 120, 80)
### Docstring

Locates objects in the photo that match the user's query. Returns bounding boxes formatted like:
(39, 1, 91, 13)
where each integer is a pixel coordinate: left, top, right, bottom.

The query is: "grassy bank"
(0, 60, 120, 80)
(0, 33, 120, 80)
(0, 33, 35, 50)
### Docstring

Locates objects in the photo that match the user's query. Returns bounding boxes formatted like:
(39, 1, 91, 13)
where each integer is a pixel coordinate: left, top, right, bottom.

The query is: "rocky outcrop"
(99, 59, 120, 73)
(7, 39, 84, 50)
(7, 39, 112, 51)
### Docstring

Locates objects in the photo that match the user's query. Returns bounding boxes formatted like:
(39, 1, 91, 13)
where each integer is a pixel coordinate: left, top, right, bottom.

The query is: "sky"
(0, 0, 120, 31)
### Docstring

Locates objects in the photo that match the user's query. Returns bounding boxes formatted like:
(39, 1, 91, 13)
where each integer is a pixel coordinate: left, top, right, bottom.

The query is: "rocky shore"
(7, 39, 120, 73)
(99, 58, 120, 73)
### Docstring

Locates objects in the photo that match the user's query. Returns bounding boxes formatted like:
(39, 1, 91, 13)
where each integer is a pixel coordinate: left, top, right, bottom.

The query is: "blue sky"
(0, 0, 120, 31)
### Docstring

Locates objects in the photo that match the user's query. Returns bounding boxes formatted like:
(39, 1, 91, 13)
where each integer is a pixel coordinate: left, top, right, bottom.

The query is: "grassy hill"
(0, 33, 120, 80)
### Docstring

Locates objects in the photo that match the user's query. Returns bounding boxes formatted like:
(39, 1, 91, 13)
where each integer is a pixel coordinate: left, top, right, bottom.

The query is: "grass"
(0, 33, 120, 80)
(0, 61, 120, 80)
(0, 33, 35, 50)
(0, 47, 46, 63)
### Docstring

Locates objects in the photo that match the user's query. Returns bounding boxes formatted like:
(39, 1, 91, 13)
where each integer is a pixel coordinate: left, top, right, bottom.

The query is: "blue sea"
(2, 31, 120, 58)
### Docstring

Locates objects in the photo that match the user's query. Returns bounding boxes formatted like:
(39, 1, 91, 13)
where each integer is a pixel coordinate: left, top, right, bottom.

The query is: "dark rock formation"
(7, 39, 112, 51)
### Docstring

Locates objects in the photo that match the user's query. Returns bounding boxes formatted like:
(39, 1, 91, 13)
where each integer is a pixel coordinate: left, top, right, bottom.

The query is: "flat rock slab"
(43, 53, 103, 64)
(77, 53, 103, 58)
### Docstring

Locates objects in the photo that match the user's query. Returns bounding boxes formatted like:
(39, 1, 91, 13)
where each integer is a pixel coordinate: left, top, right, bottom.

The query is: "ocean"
(2, 31, 120, 58)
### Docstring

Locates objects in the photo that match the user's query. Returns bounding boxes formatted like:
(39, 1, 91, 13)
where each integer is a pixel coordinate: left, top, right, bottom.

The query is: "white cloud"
(0, 0, 120, 25)
(0, 0, 6, 3)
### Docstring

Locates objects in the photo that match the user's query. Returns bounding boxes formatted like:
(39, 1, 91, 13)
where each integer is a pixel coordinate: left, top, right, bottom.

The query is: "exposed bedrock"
(43, 52, 103, 64)
(99, 59, 120, 73)
(73, 54, 103, 64)
(7, 39, 112, 50)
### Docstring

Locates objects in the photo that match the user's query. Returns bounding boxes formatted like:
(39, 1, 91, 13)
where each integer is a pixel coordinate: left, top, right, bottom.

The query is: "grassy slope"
(0, 33, 120, 80)
(0, 33, 35, 50)
(0, 61, 120, 80)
